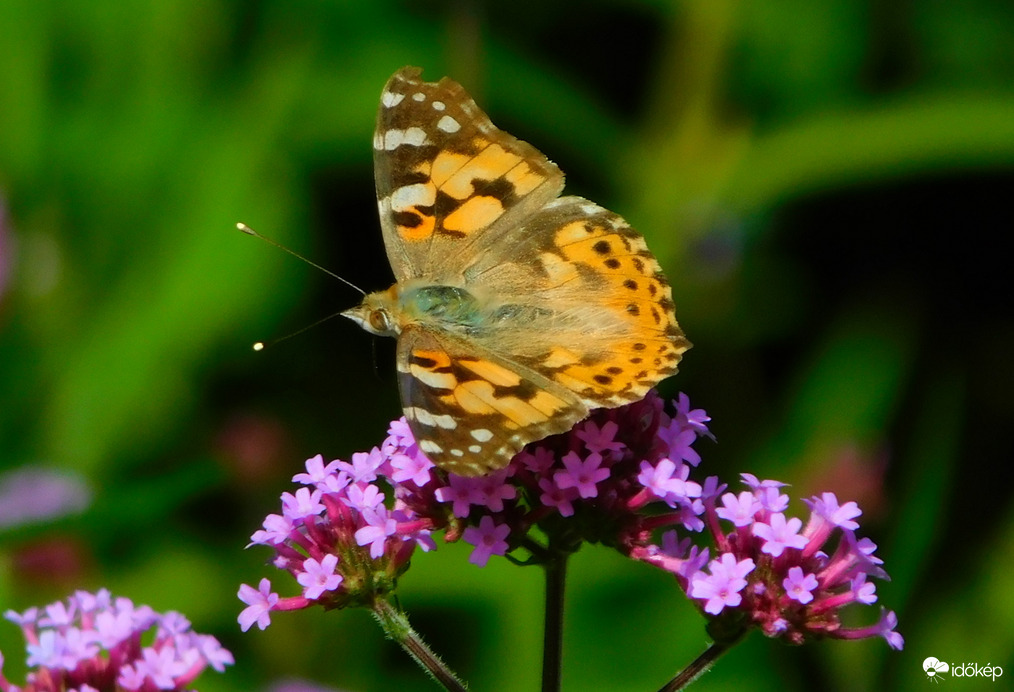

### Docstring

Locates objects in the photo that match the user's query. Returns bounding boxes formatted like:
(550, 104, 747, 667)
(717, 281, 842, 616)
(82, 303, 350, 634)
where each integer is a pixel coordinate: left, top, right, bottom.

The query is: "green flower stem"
(656, 636, 742, 692)
(541, 553, 568, 692)
(371, 598, 468, 692)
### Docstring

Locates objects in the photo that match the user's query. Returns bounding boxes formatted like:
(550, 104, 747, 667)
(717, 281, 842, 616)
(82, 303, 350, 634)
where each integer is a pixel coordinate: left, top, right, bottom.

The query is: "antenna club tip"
(252, 342, 265, 351)
(237, 222, 256, 235)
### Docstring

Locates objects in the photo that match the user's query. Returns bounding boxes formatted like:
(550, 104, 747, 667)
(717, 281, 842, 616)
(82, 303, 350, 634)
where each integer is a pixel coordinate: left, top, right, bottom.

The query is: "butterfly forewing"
(373, 67, 565, 282)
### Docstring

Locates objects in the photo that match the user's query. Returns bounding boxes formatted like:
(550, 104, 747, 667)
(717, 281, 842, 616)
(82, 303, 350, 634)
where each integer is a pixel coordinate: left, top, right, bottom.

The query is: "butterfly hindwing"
(396, 326, 588, 476)
(451, 195, 689, 409)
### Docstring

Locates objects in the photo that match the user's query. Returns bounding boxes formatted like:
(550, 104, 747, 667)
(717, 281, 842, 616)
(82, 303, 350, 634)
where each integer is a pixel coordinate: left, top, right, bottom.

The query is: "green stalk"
(372, 598, 468, 692)
(541, 554, 568, 692)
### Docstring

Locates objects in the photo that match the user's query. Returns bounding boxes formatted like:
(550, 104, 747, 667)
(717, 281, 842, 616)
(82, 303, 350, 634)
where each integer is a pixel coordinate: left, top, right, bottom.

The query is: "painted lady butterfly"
(343, 67, 690, 476)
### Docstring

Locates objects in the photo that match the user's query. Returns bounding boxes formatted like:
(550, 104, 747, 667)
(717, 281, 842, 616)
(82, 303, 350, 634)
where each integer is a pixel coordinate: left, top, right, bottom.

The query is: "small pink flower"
(297, 555, 344, 600)
(280, 487, 325, 520)
(782, 567, 818, 604)
(462, 516, 510, 567)
(292, 454, 341, 485)
(554, 452, 609, 499)
(575, 420, 625, 455)
(238, 578, 278, 632)
(435, 475, 486, 517)
(538, 477, 579, 517)
(716, 491, 760, 526)
(355, 507, 397, 559)
(753, 513, 807, 557)
(689, 554, 755, 615)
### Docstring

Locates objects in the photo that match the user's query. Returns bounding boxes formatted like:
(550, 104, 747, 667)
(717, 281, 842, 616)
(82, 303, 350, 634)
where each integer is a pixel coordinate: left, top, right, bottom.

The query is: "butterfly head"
(342, 287, 401, 337)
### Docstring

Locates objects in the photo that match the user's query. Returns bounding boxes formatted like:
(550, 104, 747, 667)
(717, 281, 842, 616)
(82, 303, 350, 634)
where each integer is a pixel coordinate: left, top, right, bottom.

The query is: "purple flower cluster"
(238, 437, 440, 630)
(240, 391, 707, 627)
(238, 391, 902, 651)
(1, 589, 233, 692)
(636, 476, 903, 649)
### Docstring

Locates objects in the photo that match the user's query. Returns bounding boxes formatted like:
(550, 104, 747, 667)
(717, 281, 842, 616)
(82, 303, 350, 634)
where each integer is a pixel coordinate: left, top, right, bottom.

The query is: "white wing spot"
(432, 101, 446, 111)
(391, 183, 437, 212)
(468, 445, 482, 453)
(383, 127, 429, 150)
(433, 414, 457, 429)
(471, 428, 493, 442)
(437, 115, 461, 133)
(419, 440, 443, 454)
(580, 202, 605, 215)
(450, 448, 465, 457)
(381, 90, 405, 108)
(412, 92, 426, 102)
(383, 130, 405, 150)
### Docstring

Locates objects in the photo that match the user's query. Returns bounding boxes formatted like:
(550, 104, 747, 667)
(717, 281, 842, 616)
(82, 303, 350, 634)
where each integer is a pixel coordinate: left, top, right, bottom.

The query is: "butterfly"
(342, 67, 690, 476)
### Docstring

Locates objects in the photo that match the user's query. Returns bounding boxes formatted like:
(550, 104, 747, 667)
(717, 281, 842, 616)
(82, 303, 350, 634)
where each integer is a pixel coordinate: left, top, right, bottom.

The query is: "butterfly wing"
(373, 67, 565, 282)
(461, 195, 691, 412)
(395, 196, 691, 476)
(370, 67, 690, 476)
(397, 325, 588, 476)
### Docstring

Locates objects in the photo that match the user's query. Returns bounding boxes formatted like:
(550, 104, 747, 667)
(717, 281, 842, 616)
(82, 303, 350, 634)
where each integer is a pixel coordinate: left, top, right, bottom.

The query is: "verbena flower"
(240, 391, 707, 626)
(238, 391, 902, 651)
(1, 589, 233, 692)
(638, 475, 904, 650)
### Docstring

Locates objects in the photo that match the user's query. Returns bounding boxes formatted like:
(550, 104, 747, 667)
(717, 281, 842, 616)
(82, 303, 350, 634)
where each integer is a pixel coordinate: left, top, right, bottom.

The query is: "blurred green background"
(1, 1, 1012, 690)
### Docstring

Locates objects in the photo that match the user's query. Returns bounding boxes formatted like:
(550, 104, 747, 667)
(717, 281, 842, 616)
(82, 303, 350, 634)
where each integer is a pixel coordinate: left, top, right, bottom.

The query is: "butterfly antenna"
(237, 222, 366, 295)
(252, 311, 348, 352)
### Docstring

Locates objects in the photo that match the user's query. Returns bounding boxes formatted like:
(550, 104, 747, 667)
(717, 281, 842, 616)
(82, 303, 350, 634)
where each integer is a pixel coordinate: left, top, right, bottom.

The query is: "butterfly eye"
(369, 309, 390, 333)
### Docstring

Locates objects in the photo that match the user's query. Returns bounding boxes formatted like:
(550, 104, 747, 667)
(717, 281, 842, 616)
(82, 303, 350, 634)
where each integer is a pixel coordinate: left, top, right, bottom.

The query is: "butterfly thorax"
(343, 280, 488, 338)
